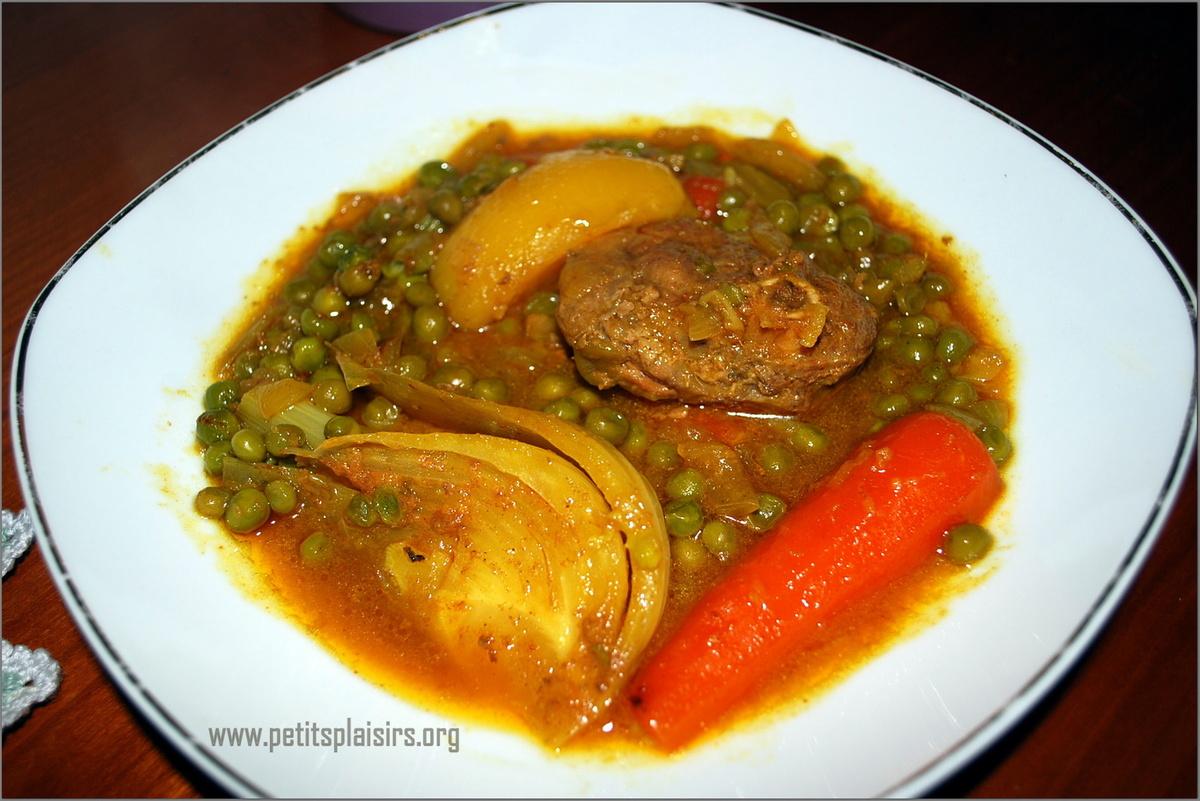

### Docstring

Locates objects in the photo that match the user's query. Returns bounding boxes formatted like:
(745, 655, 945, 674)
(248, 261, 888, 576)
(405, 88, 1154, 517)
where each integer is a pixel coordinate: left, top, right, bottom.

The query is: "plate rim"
(9, 2, 1197, 797)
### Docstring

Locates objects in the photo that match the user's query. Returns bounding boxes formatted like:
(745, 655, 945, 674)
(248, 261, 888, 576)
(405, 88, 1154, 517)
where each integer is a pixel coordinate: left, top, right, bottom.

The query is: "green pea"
(533, 373, 573, 403)
(767, 199, 801, 234)
(410, 251, 436, 274)
(418, 160, 456, 189)
(894, 284, 927, 316)
(672, 537, 709, 570)
(262, 426, 303, 459)
(936, 327, 974, 364)
(823, 173, 862, 206)
(816, 155, 845, 176)
(346, 494, 378, 527)
(907, 383, 936, 404)
(263, 327, 296, 354)
(721, 208, 751, 233)
(972, 398, 1011, 429)
(300, 532, 332, 565)
(893, 335, 934, 366)
(839, 216, 875, 250)
(381, 260, 407, 281)
(311, 365, 343, 383)
(874, 393, 911, 419)
(684, 141, 718, 162)
(362, 396, 400, 429)
(311, 285, 348, 316)
(264, 480, 298, 514)
(665, 468, 704, 502)
(366, 200, 404, 233)
(838, 202, 870, 222)
(716, 186, 747, 211)
(412, 304, 449, 343)
(584, 407, 630, 445)
(922, 362, 950, 384)
(373, 488, 401, 524)
(203, 380, 241, 412)
(196, 409, 239, 446)
(224, 487, 270, 533)
(977, 425, 1013, 465)
(203, 442, 231, 475)
(311, 379, 352, 414)
(300, 308, 339, 340)
(336, 261, 380, 298)
(800, 202, 840, 236)
(664, 499, 703, 538)
(232, 352, 259, 380)
(324, 415, 358, 438)
(622, 421, 649, 459)
(317, 231, 355, 269)
(569, 387, 602, 412)
(431, 364, 474, 392)
(472, 377, 509, 403)
(230, 428, 267, 462)
(646, 441, 681, 471)
(858, 275, 895, 307)
(936, 378, 978, 408)
(942, 523, 994, 565)
(194, 486, 230, 518)
(493, 317, 520, 336)
(922, 272, 953, 299)
(880, 233, 912, 254)
(457, 171, 489, 198)
(701, 520, 736, 556)
(404, 281, 438, 307)
(878, 253, 928, 285)
(525, 291, 559, 316)
(748, 493, 786, 532)
(902, 315, 940, 337)
(307, 255, 335, 283)
(345, 317, 371, 341)
(788, 422, 828, 454)
(759, 442, 795, 475)
(542, 397, 582, 423)
(430, 189, 463, 224)
(284, 278, 317, 306)
(290, 337, 327, 373)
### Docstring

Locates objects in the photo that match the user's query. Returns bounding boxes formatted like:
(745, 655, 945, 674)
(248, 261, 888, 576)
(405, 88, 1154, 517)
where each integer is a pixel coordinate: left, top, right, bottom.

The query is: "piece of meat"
(555, 218, 877, 413)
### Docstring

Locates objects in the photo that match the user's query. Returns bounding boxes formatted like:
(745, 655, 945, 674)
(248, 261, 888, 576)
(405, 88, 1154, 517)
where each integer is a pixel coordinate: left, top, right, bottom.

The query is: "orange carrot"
(628, 411, 1002, 750)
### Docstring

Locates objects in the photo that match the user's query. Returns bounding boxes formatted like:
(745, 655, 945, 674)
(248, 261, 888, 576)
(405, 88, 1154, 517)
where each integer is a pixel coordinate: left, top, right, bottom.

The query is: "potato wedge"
(432, 150, 693, 329)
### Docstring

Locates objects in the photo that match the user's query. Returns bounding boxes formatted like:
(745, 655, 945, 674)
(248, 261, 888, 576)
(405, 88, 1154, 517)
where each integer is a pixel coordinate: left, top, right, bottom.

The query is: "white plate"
(11, 3, 1196, 797)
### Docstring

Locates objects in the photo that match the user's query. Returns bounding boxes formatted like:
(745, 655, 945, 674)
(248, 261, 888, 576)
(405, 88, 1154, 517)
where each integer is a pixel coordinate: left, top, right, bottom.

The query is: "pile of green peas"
(194, 132, 1010, 578)
(193, 148, 535, 536)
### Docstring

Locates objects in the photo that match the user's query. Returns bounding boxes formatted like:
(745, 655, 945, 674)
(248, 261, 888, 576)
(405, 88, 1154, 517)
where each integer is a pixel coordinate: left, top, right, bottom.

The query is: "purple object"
(335, 3, 495, 35)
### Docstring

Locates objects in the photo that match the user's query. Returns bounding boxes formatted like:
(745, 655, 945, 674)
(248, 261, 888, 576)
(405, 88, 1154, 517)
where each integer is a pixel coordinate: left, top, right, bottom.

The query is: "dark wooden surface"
(2, 4, 1194, 797)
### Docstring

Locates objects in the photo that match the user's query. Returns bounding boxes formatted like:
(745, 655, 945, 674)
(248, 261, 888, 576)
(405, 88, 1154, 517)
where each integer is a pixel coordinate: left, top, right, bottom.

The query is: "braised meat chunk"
(556, 219, 877, 412)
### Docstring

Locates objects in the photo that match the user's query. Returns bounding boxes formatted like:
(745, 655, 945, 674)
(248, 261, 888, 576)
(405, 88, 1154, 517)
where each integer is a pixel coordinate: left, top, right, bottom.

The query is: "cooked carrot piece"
(628, 411, 1002, 750)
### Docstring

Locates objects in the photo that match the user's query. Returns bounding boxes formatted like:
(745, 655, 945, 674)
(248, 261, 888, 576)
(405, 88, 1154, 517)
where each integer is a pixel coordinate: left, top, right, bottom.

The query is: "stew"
(191, 119, 1013, 751)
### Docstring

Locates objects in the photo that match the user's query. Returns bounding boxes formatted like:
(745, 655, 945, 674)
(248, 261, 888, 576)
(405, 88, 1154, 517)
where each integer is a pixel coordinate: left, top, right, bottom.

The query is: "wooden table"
(2, 4, 1194, 797)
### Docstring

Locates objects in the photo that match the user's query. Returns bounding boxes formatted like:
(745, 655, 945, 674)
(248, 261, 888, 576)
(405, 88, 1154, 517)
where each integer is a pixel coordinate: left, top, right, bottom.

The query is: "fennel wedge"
(311, 432, 627, 738)
(318, 358, 670, 740)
